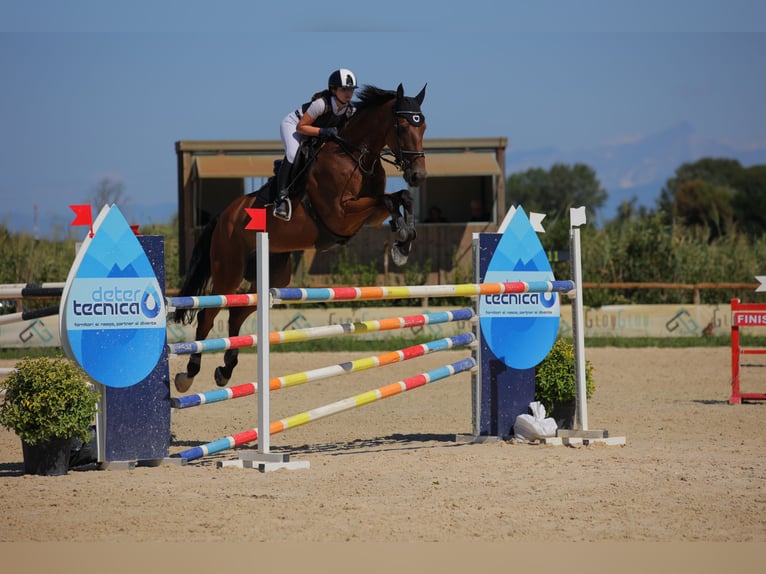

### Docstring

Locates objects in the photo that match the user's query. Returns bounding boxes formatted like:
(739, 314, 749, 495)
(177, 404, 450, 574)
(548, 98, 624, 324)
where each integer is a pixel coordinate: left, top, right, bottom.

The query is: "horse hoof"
(390, 244, 410, 267)
(174, 373, 194, 393)
(214, 367, 230, 388)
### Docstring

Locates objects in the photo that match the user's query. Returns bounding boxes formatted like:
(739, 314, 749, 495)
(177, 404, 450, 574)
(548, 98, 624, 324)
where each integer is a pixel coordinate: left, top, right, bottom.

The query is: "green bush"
(534, 338, 595, 415)
(0, 357, 98, 445)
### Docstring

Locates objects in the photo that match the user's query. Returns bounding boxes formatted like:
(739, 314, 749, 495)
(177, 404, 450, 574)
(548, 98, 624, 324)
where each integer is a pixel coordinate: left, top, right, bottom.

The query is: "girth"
(300, 195, 352, 252)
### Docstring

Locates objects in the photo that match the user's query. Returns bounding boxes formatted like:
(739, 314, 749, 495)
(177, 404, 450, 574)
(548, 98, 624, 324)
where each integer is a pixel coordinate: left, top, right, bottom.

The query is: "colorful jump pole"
(175, 357, 477, 462)
(171, 332, 475, 409)
(166, 308, 475, 356)
(0, 282, 65, 298)
(166, 293, 257, 311)
(271, 280, 575, 303)
(0, 305, 59, 326)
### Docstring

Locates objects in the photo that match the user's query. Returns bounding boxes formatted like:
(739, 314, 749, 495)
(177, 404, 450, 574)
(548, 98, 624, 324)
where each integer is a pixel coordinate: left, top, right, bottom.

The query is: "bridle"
(332, 98, 426, 178)
(383, 107, 426, 174)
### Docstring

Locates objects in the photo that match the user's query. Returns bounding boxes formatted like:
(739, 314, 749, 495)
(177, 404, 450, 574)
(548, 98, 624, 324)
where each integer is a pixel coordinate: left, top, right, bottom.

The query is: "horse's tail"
(171, 218, 217, 325)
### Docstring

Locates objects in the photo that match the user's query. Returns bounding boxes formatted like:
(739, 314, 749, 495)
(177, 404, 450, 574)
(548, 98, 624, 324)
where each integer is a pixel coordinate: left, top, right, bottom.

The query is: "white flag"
(570, 206, 587, 227)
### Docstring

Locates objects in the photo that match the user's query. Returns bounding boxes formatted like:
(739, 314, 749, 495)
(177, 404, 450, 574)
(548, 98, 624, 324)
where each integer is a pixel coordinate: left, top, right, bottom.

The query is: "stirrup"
(273, 198, 292, 222)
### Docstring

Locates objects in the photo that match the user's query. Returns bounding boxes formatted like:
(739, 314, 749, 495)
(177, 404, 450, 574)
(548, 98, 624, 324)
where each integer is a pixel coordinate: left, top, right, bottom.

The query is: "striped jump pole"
(0, 305, 59, 327)
(175, 356, 477, 461)
(0, 282, 65, 298)
(166, 293, 258, 311)
(271, 280, 575, 303)
(166, 307, 474, 356)
(171, 332, 475, 409)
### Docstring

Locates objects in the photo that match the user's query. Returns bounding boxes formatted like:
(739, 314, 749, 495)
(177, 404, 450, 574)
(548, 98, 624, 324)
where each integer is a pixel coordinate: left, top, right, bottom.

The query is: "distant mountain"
(506, 121, 766, 224)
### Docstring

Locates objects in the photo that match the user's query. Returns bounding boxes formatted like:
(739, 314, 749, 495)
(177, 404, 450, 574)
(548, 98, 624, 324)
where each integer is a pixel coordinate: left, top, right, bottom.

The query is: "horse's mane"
(353, 85, 396, 114)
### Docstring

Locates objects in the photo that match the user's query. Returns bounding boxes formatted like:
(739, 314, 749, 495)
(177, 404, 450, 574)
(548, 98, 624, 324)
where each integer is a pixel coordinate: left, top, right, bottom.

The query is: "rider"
(273, 68, 358, 221)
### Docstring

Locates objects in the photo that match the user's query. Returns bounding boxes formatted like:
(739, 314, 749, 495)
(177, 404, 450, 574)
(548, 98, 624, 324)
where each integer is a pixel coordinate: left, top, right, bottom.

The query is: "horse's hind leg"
(175, 307, 220, 392)
(213, 252, 292, 386)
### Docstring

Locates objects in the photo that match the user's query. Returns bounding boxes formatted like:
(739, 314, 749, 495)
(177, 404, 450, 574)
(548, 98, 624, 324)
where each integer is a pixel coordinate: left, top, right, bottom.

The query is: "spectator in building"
(424, 205, 448, 223)
(470, 199, 490, 221)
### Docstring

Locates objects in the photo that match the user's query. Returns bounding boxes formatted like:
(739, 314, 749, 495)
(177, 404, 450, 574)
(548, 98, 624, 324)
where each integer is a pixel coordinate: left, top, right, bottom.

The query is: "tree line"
(507, 157, 765, 304)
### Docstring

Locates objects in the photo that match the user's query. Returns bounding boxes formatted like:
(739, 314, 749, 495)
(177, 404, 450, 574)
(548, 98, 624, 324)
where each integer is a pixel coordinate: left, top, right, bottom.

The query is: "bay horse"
(172, 83, 427, 392)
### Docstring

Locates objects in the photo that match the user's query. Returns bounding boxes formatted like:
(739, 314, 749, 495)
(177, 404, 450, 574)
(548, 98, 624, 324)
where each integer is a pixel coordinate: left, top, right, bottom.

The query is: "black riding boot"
(273, 160, 293, 221)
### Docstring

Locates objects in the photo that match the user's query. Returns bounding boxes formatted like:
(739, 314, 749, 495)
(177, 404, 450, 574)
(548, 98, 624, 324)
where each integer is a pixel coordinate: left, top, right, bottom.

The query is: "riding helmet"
(328, 68, 357, 90)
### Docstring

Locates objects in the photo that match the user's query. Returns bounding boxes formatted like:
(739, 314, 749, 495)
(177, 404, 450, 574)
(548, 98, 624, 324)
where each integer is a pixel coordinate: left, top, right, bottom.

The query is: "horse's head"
(390, 83, 428, 187)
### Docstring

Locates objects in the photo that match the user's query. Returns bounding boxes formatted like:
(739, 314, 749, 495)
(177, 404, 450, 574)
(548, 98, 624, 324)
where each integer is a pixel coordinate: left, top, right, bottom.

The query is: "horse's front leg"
(383, 189, 417, 266)
(175, 307, 220, 392)
(213, 306, 257, 387)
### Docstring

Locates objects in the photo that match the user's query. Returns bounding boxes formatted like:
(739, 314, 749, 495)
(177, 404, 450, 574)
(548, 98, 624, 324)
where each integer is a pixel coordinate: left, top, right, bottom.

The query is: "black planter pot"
(21, 437, 72, 476)
(550, 400, 576, 430)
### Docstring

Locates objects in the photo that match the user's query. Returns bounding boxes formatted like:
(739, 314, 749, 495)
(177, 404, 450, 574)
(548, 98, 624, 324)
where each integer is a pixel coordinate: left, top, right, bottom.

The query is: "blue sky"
(2, 1, 765, 231)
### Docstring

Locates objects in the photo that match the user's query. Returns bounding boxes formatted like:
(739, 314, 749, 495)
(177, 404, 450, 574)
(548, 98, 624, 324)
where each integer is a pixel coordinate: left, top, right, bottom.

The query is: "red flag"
(69, 204, 94, 237)
(244, 208, 267, 231)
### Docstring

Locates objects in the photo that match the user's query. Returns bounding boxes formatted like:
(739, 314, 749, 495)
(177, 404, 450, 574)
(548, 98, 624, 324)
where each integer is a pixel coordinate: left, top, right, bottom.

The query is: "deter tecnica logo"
(60, 206, 166, 388)
(479, 207, 560, 369)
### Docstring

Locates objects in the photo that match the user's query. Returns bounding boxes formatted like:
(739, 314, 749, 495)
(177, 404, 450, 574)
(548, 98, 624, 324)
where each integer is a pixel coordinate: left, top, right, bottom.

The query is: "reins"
(331, 137, 378, 176)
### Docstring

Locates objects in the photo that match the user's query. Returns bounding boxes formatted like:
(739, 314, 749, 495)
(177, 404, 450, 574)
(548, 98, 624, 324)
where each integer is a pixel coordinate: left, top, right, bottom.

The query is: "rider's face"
(334, 86, 354, 104)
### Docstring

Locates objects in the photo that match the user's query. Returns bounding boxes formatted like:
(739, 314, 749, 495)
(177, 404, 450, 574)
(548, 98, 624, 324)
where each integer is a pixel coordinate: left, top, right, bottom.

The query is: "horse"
(172, 83, 428, 392)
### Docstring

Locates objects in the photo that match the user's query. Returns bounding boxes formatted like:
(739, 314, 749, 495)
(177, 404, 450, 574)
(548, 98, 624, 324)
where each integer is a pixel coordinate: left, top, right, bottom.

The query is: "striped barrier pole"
(0, 283, 65, 298)
(270, 280, 575, 303)
(166, 293, 258, 311)
(171, 332, 475, 409)
(0, 305, 59, 326)
(166, 307, 474, 356)
(163, 280, 574, 310)
(175, 356, 477, 461)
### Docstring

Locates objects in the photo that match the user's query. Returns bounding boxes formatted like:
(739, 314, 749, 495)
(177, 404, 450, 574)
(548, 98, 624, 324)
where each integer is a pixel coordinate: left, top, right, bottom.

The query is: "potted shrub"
(0, 356, 98, 476)
(534, 338, 595, 429)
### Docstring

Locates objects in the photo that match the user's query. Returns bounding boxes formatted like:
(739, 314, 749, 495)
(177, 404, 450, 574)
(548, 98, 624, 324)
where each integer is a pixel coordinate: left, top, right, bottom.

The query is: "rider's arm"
(296, 99, 327, 137)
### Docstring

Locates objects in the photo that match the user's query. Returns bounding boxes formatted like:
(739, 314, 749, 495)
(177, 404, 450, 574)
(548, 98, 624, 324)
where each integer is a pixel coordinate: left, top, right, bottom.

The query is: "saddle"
(252, 139, 353, 251)
(255, 140, 320, 206)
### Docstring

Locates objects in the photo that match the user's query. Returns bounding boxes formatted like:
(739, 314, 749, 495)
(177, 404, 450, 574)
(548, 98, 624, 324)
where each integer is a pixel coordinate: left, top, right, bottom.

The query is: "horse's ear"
(416, 84, 427, 105)
(397, 83, 404, 99)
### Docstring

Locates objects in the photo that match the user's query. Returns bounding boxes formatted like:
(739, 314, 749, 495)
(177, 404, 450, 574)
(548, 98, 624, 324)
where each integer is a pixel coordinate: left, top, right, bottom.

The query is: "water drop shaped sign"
(59, 205, 166, 388)
(479, 207, 560, 369)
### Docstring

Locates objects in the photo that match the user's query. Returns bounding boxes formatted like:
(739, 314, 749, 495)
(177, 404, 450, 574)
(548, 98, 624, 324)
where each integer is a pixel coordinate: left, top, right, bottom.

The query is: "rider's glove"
(319, 127, 338, 138)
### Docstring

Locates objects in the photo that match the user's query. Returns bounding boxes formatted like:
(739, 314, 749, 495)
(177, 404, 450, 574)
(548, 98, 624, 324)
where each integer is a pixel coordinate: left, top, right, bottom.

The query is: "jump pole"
(176, 357, 477, 463)
(0, 305, 59, 326)
(271, 281, 575, 303)
(166, 308, 474, 356)
(166, 293, 257, 311)
(0, 282, 65, 298)
(170, 333, 475, 409)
